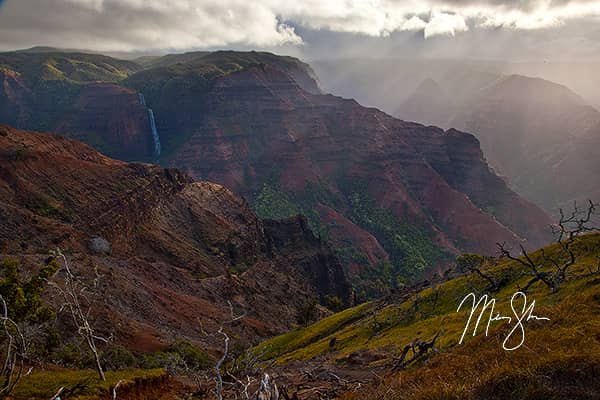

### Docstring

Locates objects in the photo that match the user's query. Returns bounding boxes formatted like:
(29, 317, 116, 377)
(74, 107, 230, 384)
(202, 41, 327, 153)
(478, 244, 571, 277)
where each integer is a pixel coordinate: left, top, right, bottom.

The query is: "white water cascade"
(138, 93, 161, 157)
(148, 109, 161, 156)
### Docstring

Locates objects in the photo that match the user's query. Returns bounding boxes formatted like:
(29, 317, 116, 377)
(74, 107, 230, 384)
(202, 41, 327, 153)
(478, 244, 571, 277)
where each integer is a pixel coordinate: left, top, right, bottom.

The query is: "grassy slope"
(0, 51, 142, 84)
(11, 368, 165, 400)
(252, 233, 600, 399)
(125, 50, 316, 89)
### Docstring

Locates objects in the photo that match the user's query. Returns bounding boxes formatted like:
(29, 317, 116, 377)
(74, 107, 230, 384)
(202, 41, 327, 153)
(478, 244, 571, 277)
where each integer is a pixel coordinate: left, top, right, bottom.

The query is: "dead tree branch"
(456, 254, 498, 292)
(0, 295, 26, 396)
(198, 300, 246, 400)
(393, 331, 441, 370)
(215, 327, 229, 400)
(498, 201, 598, 293)
(49, 249, 106, 381)
(257, 373, 279, 400)
(50, 386, 64, 400)
(112, 379, 123, 400)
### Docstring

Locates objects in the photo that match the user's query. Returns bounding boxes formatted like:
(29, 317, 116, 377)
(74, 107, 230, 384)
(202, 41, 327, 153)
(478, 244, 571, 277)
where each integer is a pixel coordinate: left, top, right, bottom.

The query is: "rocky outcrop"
(0, 125, 352, 351)
(264, 215, 353, 304)
(314, 204, 390, 275)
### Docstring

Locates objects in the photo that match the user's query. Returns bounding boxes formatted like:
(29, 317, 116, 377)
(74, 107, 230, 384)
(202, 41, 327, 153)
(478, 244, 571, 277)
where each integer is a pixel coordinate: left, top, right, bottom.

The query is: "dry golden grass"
(9, 368, 167, 400)
(340, 285, 600, 399)
(256, 234, 600, 399)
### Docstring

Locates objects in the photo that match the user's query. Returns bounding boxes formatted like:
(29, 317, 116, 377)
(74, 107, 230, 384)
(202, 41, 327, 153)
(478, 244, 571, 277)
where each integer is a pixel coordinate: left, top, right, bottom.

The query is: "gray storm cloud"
(0, 0, 599, 51)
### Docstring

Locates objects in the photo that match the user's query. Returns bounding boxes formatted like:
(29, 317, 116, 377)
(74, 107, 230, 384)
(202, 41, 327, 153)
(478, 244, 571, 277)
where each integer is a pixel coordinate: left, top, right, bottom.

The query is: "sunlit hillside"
(251, 233, 600, 399)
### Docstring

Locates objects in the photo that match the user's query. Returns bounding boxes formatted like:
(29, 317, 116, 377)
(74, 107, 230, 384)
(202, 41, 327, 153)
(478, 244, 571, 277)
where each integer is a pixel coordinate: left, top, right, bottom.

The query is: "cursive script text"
(457, 291, 550, 351)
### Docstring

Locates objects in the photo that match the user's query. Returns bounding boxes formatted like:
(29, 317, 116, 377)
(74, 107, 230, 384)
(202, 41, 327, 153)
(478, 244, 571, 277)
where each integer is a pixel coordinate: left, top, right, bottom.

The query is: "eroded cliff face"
(0, 50, 554, 290)
(417, 128, 553, 248)
(263, 216, 352, 303)
(54, 83, 153, 160)
(0, 80, 153, 161)
(0, 125, 352, 351)
(126, 62, 552, 287)
(396, 73, 600, 215)
(0, 68, 32, 126)
(0, 52, 152, 161)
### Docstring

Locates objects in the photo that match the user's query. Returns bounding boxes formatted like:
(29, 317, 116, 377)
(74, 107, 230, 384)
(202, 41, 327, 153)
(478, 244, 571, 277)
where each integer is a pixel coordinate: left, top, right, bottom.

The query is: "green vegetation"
(251, 302, 372, 362)
(14, 146, 28, 161)
(0, 259, 60, 395)
(296, 300, 320, 327)
(255, 182, 302, 220)
(347, 190, 451, 282)
(254, 180, 332, 239)
(455, 253, 485, 272)
(323, 295, 344, 312)
(127, 50, 314, 81)
(0, 52, 141, 85)
(23, 193, 64, 219)
(12, 368, 165, 400)
(164, 340, 213, 370)
(334, 246, 369, 266)
(49, 340, 213, 375)
(0, 258, 59, 324)
(252, 233, 600, 399)
(254, 178, 451, 295)
(353, 260, 395, 300)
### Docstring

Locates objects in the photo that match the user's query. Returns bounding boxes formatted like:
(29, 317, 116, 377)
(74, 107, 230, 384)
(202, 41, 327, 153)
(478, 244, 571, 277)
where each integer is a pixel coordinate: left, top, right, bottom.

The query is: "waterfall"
(138, 92, 161, 157)
(147, 108, 161, 157)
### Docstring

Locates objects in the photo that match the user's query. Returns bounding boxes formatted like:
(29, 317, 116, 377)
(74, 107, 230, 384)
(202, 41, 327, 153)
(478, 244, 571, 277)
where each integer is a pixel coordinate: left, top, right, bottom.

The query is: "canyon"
(0, 50, 554, 295)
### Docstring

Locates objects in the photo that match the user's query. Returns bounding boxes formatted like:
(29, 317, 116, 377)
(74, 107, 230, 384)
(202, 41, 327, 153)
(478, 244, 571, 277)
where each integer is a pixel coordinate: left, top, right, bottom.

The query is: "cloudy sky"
(0, 0, 599, 60)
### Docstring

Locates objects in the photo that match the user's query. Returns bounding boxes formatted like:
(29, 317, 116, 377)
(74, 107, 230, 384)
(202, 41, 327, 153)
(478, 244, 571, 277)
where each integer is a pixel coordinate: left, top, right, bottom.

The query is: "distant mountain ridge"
(396, 73, 600, 214)
(449, 74, 600, 213)
(396, 78, 453, 128)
